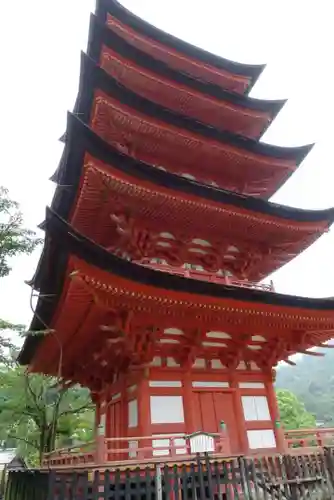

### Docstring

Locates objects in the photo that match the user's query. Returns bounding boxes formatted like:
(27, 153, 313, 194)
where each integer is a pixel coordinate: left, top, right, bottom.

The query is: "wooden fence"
(5, 449, 334, 499)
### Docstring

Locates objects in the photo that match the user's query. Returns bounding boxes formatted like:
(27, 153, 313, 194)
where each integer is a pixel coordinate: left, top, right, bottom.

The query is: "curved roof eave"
(87, 14, 286, 121)
(95, 0, 265, 93)
(17, 208, 334, 366)
(53, 113, 334, 227)
(74, 53, 313, 166)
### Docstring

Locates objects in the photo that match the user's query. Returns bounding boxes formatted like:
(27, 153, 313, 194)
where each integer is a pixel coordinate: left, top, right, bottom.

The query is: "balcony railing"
(43, 427, 334, 469)
(285, 427, 334, 451)
(42, 432, 230, 468)
(138, 262, 274, 292)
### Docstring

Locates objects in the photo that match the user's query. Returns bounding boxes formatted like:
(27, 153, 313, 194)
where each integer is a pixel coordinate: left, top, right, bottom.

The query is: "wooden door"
(196, 391, 240, 453)
(213, 392, 240, 453)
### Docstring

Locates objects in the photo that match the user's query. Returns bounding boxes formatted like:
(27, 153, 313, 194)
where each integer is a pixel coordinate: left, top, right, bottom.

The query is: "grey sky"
(1, 0, 333, 330)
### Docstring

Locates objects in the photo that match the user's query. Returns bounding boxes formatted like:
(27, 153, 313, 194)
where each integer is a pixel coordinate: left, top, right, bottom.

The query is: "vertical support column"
(230, 377, 249, 455)
(265, 372, 286, 453)
(92, 392, 100, 439)
(95, 396, 106, 464)
(120, 376, 128, 439)
(137, 369, 151, 458)
(105, 389, 112, 462)
(183, 370, 196, 435)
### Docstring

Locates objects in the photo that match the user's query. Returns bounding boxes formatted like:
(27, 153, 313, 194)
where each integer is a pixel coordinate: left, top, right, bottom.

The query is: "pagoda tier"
(96, 0, 263, 94)
(53, 114, 334, 282)
(19, 208, 334, 388)
(88, 14, 285, 139)
(73, 54, 312, 197)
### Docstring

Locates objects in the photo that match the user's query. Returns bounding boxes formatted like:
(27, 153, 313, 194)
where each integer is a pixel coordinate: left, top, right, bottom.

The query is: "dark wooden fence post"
(155, 463, 162, 500)
(6, 450, 334, 500)
(324, 446, 334, 493)
(4, 470, 48, 500)
(239, 457, 253, 499)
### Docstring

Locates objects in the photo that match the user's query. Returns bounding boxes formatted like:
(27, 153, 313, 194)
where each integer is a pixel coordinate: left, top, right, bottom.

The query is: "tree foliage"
(0, 365, 94, 465)
(276, 389, 316, 430)
(276, 347, 334, 425)
(0, 186, 41, 278)
(0, 188, 94, 465)
(0, 186, 42, 360)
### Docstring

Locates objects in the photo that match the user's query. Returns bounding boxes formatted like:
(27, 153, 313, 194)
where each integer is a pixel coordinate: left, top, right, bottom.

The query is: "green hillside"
(275, 346, 334, 425)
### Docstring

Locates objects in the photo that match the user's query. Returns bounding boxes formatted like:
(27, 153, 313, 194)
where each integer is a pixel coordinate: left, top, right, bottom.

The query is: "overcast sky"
(1, 0, 334, 331)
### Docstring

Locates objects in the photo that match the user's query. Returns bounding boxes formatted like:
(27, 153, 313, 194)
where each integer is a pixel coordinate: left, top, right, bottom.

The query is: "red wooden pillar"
(95, 396, 106, 464)
(265, 377, 286, 452)
(120, 377, 128, 439)
(137, 370, 151, 457)
(91, 391, 100, 439)
(183, 371, 196, 434)
(230, 377, 249, 454)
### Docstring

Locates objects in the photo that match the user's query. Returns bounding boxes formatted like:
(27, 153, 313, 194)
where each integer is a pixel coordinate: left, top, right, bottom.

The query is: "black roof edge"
(76, 52, 313, 165)
(17, 207, 334, 365)
(95, 0, 265, 92)
(88, 13, 286, 119)
(53, 112, 334, 226)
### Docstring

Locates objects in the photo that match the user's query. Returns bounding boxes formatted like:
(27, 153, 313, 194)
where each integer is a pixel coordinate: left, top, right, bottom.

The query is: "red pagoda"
(19, 0, 334, 461)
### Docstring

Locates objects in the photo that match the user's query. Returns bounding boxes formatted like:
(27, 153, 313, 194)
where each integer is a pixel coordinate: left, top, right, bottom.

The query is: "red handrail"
(138, 262, 274, 292)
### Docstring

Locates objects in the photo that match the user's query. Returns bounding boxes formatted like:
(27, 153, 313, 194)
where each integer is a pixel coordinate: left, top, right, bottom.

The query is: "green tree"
(0, 186, 42, 360)
(0, 365, 94, 465)
(276, 389, 316, 430)
(276, 347, 334, 424)
(0, 187, 41, 278)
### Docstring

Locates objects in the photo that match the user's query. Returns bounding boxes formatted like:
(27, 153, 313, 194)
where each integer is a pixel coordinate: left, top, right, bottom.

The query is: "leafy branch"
(0, 365, 93, 465)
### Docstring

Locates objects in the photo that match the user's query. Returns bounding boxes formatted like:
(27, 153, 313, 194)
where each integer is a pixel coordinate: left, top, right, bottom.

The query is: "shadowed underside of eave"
(18, 209, 334, 368)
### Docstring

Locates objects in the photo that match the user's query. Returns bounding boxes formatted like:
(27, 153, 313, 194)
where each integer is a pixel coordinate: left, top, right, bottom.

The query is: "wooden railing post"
(170, 438, 177, 457)
(155, 464, 163, 500)
(316, 431, 324, 447)
(95, 424, 106, 464)
(217, 421, 231, 455)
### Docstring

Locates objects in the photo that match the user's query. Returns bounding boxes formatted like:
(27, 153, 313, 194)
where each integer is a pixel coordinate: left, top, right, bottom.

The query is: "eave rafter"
(23, 209, 334, 379)
(98, 46, 270, 140)
(69, 158, 327, 282)
(75, 271, 334, 334)
(90, 92, 294, 197)
(34, 267, 334, 384)
(103, 10, 255, 94)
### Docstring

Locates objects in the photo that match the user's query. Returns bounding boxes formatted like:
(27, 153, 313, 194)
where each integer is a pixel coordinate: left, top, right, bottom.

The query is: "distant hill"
(275, 345, 334, 424)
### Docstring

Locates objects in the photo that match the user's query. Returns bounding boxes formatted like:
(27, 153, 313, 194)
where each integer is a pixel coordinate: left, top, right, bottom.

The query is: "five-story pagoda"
(19, 0, 334, 459)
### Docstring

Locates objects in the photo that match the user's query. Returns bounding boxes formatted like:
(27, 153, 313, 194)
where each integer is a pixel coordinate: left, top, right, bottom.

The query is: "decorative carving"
(107, 214, 268, 278)
(224, 348, 243, 371)
(175, 328, 203, 368)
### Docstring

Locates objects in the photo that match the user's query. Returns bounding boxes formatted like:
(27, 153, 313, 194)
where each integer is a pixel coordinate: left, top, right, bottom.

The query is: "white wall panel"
(241, 396, 256, 421)
(192, 381, 229, 388)
(128, 440, 138, 458)
(152, 435, 186, 456)
(239, 382, 265, 389)
(149, 381, 182, 388)
(256, 396, 271, 420)
(128, 400, 138, 428)
(150, 396, 184, 424)
(247, 430, 276, 449)
(193, 358, 206, 368)
(242, 396, 271, 421)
